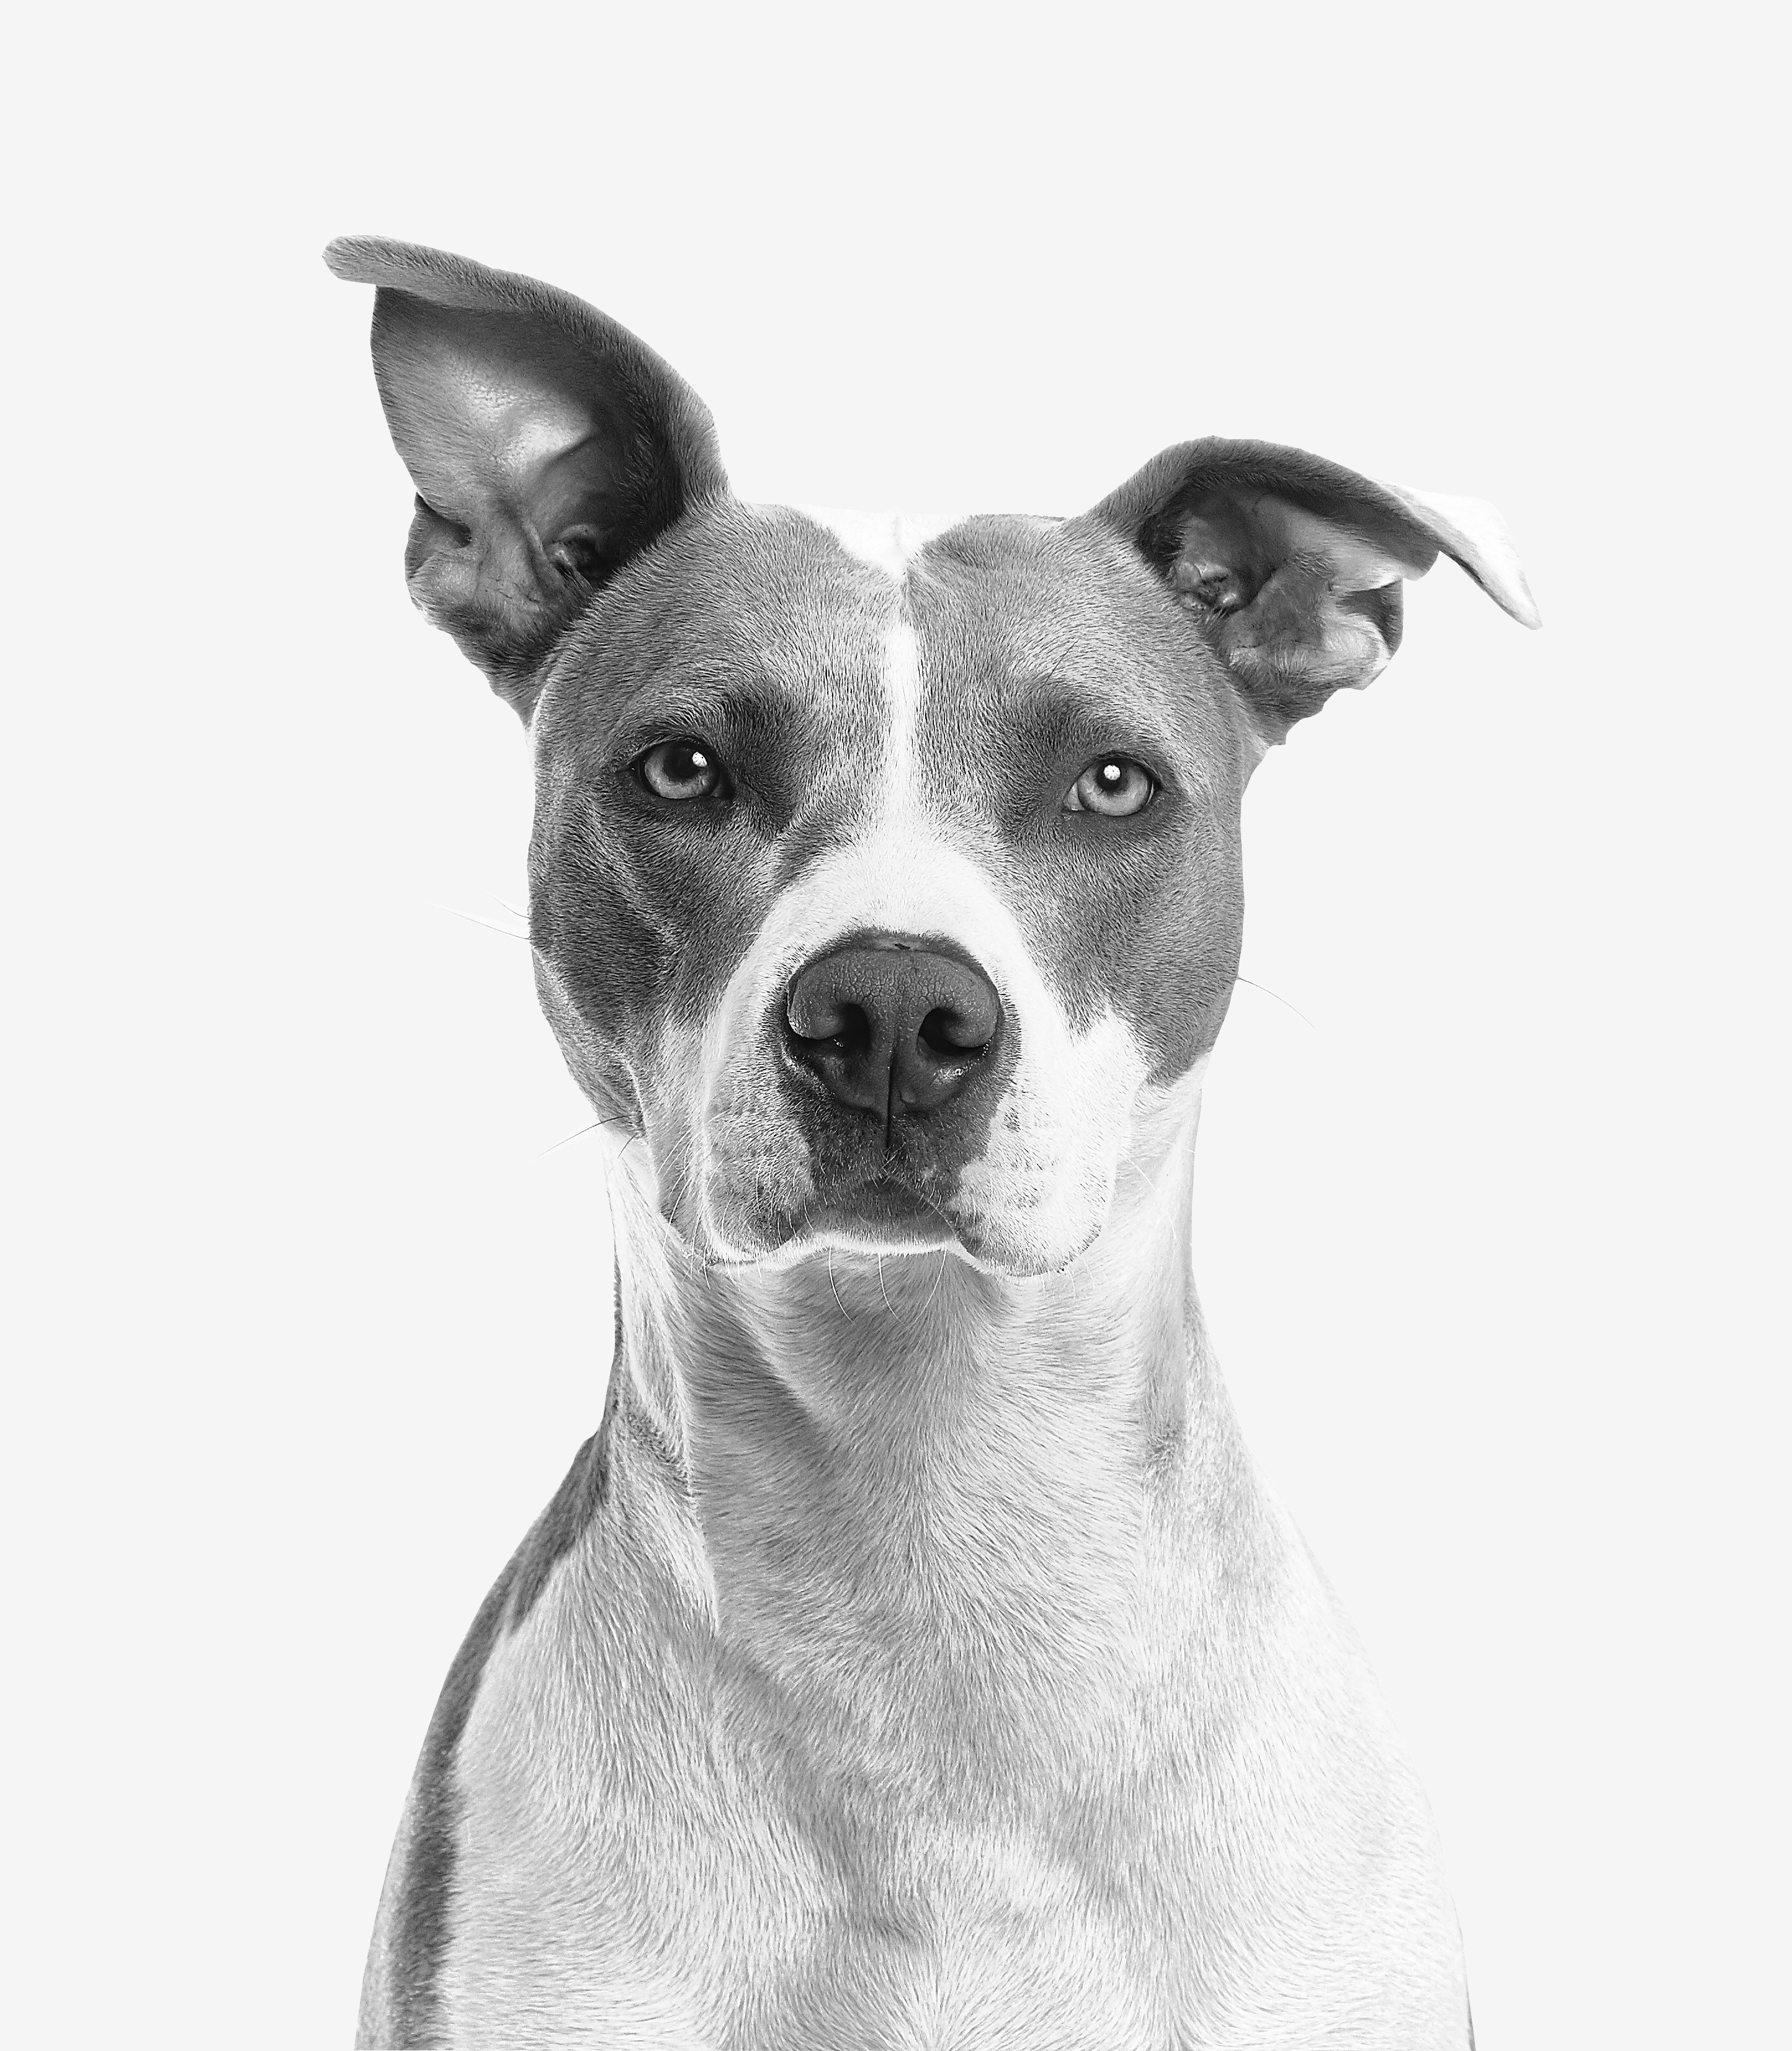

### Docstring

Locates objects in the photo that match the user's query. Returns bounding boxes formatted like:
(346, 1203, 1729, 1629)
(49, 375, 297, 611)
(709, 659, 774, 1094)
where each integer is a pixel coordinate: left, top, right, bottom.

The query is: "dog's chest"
(437, 1507, 1207, 2046)
(444, 1795, 1175, 2050)
(422, 1489, 1466, 2050)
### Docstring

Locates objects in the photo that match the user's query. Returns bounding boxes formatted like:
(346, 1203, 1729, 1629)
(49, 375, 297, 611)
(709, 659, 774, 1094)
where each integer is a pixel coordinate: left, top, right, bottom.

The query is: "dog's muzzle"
(773, 931, 1012, 1223)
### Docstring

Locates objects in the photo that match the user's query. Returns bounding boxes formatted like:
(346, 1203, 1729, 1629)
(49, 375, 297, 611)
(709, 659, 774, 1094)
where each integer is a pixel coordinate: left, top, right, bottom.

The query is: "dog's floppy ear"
(326, 236, 727, 720)
(1087, 439, 1538, 743)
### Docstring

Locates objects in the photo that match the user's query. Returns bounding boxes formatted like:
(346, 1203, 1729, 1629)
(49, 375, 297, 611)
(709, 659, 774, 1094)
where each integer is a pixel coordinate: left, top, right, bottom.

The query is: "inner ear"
(329, 236, 727, 720)
(371, 290, 645, 575)
(1085, 438, 1538, 745)
(1157, 488, 1434, 728)
(545, 524, 614, 584)
(1159, 497, 1271, 615)
(1155, 491, 1433, 615)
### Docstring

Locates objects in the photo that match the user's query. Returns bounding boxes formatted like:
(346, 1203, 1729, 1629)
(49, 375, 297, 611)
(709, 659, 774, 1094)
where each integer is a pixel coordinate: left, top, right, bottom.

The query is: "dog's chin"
(699, 1176, 1097, 1281)
(805, 1175, 966, 1253)
(708, 1175, 960, 1269)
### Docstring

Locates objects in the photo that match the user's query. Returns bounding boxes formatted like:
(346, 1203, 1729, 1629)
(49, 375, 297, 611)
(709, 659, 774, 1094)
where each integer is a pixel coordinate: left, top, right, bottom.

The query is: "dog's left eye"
(636, 738, 729, 802)
(1065, 757, 1157, 818)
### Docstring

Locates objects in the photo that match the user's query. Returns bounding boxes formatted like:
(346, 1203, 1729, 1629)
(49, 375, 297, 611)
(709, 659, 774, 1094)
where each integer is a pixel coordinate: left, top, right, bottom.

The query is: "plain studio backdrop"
(4, 4, 1784, 2045)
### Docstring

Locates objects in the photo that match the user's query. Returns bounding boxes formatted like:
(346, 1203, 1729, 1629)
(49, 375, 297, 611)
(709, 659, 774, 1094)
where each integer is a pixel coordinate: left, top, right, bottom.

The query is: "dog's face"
(529, 504, 1250, 1276)
(329, 238, 1536, 1277)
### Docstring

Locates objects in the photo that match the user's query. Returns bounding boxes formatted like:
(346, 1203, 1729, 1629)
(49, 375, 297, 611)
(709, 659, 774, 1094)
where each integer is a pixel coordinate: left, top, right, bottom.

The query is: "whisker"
(876, 1254, 895, 1316)
(537, 1117, 627, 1159)
(827, 1246, 849, 1321)
(600, 1133, 653, 1214)
(1233, 975, 1313, 1029)
(915, 1246, 948, 1326)
(436, 903, 531, 941)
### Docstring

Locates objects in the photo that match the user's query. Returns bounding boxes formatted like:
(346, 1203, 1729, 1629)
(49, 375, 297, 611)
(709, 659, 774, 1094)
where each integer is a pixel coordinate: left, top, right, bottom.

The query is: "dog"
(330, 236, 1537, 2050)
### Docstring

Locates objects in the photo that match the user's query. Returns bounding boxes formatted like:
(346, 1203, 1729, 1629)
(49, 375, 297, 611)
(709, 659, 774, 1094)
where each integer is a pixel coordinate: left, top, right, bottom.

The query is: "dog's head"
(331, 238, 1536, 1279)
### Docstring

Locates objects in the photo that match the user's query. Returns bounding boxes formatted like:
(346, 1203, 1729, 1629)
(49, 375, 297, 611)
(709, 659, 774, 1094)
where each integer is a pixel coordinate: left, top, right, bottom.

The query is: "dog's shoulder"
(356, 1403, 618, 2049)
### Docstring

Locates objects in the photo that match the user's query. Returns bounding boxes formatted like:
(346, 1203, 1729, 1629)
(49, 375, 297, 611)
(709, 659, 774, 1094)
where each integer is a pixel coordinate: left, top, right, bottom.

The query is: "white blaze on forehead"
(881, 615, 922, 814)
(794, 505, 966, 581)
(791, 511, 940, 825)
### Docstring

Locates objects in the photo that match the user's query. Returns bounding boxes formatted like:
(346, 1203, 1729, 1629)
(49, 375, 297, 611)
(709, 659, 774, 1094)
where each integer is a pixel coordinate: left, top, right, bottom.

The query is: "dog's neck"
(599, 1084, 1271, 1781)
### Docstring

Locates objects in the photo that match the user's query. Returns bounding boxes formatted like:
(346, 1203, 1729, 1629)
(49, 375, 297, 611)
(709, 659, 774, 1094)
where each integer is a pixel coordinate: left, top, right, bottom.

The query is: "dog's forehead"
(536, 498, 1208, 757)
(793, 504, 969, 581)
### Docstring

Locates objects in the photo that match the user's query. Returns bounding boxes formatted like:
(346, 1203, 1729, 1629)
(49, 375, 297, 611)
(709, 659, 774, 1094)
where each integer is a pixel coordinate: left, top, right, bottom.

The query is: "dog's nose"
(784, 941, 1003, 1117)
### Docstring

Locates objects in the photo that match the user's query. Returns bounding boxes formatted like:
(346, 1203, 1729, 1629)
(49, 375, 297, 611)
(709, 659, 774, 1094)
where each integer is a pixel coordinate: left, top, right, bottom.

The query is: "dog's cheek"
(1115, 834, 1245, 1083)
(531, 793, 782, 1101)
(999, 813, 1242, 1090)
(530, 845, 673, 1122)
(531, 954, 639, 1123)
(699, 1080, 820, 1261)
(954, 1008, 1151, 1276)
(647, 887, 831, 1261)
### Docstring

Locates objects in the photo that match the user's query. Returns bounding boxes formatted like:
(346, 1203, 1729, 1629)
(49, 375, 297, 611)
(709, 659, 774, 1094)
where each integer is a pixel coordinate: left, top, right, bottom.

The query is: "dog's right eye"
(635, 738, 730, 802)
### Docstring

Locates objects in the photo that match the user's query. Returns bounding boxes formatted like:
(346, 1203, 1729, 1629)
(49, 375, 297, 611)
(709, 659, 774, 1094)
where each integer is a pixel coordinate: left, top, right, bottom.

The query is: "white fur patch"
(1384, 482, 1542, 628)
(794, 504, 965, 580)
(687, 813, 1150, 1273)
(880, 614, 921, 813)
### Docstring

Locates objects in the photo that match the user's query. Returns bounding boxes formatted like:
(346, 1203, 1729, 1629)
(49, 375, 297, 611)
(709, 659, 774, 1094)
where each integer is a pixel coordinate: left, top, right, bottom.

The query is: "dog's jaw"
(599, 1058, 1216, 1693)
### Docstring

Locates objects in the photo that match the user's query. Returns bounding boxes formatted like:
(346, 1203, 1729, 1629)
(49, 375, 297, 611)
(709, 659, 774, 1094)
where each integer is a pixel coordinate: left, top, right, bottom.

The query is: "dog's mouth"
(692, 1153, 1075, 1279)
(803, 1171, 960, 1251)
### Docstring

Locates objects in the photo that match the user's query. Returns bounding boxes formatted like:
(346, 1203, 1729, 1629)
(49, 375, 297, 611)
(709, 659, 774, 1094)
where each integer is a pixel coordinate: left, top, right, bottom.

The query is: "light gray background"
(7, 4, 1783, 2045)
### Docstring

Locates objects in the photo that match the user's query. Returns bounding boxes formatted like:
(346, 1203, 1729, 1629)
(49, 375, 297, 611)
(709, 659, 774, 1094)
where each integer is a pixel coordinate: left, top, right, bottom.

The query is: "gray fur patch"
(375, 1328, 621, 2042)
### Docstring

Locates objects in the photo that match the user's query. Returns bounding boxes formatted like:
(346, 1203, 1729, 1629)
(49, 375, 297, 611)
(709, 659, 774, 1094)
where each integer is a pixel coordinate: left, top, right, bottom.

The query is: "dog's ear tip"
(1485, 573, 1543, 631)
(323, 235, 416, 285)
(323, 235, 375, 282)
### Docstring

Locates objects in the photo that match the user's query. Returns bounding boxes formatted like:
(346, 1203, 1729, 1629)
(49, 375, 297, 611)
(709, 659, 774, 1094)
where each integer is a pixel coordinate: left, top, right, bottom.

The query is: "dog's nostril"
(917, 1005, 992, 1058)
(788, 989, 872, 1049)
(810, 1002, 871, 1052)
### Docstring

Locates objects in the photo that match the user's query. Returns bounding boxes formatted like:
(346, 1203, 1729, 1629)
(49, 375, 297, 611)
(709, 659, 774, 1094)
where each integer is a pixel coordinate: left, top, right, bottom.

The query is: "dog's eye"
(1065, 757, 1156, 818)
(637, 738, 729, 802)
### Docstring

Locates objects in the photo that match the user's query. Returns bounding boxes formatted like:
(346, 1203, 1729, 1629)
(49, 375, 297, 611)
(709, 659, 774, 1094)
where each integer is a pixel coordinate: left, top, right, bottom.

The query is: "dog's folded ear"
(1086, 439, 1539, 743)
(326, 237, 727, 719)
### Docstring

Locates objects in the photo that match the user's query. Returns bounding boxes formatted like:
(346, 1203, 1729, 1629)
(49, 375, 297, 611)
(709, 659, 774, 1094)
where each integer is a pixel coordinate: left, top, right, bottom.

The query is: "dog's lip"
(803, 1172, 958, 1246)
(830, 1173, 937, 1223)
